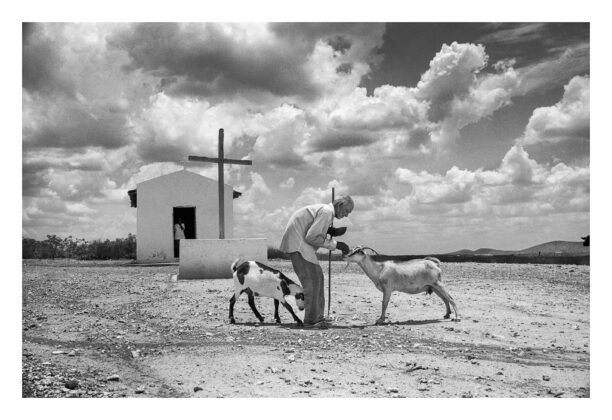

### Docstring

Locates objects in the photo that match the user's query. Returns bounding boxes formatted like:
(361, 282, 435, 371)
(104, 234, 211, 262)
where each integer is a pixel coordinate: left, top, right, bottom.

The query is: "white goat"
(229, 259, 305, 326)
(344, 246, 458, 324)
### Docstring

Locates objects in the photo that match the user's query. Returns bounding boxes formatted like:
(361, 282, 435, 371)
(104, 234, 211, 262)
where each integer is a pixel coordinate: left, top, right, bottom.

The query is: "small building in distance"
(128, 169, 241, 262)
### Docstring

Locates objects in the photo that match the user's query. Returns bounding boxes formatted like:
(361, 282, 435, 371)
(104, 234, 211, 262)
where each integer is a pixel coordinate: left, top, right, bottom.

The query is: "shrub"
(22, 234, 137, 260)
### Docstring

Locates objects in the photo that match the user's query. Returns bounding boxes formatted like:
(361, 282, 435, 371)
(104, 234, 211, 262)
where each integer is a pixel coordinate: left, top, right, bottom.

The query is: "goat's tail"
(423, 256, 441, 267)
(230, 257, 243, 273)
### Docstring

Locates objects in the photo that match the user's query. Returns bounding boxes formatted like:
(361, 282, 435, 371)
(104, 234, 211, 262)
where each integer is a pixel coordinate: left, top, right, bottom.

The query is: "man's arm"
(305, 208, 336, 251)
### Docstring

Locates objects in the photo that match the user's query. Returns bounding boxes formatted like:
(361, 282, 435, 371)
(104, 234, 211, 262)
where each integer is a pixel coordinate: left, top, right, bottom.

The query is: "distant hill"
(448, 241, 589, 256)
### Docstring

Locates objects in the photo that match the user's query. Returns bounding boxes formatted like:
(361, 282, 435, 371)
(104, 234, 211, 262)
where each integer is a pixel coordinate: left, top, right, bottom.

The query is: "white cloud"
(21, 24, 589, 251)
(417, 42, 489, 106)
(280, 177, 295, 189)
(392, 144, 588, 219)
(234, 172, 275, 227)
(415, 42, 520, 146)
(522, 75, 590, 147)
(517, 43, 590, 95)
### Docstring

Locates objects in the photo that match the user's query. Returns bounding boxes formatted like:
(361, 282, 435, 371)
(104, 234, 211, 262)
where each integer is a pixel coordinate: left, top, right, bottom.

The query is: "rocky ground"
(22, 259, 589, 398)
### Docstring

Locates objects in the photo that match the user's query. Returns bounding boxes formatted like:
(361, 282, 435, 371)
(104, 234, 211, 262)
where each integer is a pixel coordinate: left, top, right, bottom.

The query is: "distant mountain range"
(447, 241, 589, 256)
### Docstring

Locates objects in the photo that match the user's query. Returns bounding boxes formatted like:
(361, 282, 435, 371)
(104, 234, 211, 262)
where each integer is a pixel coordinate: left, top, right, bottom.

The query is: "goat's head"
(288, 283, 305, 311)
(343, 245, 379, 264)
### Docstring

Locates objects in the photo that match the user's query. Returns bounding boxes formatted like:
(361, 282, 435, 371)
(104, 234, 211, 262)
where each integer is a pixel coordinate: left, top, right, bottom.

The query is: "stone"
(106, 375, 120, 382)
(64, 380, 78, 390)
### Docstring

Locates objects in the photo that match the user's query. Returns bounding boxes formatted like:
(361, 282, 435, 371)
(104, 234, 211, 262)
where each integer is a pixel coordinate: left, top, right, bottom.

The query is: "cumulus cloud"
(414, 42, 520, 146)
(393, 144, 588, 219)
(279, 177, 295, 189)
(22, 23, 75, 96)
(21, 23, 589, 250)
(108, 22, 385, 101)
(23, 92, 131, 150)
(417, 42, 489, 115)
(327, 85, 428, 131)
(511, 75, 590, 166)
(233, 172, 292, 236)
(522, 75, 589, 147)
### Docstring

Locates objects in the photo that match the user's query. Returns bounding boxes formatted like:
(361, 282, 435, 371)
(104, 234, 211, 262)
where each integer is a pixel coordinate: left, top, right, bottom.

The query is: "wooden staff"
(328, 187, 335, 318)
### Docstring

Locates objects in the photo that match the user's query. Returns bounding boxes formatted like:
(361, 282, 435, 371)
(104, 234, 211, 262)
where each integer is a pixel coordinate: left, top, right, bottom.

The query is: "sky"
(21, 22, 590, 254)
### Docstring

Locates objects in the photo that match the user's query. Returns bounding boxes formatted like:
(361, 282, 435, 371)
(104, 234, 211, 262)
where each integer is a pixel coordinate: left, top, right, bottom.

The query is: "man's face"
(336, 203, 353, 219)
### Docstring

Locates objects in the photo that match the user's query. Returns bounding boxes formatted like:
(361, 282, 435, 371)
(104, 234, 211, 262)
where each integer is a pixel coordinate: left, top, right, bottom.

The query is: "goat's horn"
(361, 246, 380, 255)
(346, 245, 363, 256)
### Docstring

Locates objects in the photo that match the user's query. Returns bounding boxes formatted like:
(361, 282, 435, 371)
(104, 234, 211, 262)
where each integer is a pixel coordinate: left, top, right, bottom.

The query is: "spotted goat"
(229, 259, 305, 326)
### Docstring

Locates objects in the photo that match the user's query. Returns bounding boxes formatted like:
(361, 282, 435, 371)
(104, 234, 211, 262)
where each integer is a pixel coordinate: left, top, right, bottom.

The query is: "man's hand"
(327, 226, 347, 237)
(335, 241, 350, 255)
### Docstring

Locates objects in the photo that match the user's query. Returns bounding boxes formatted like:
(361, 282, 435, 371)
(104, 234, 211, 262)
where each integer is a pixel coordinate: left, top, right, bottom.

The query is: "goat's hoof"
(444, 314, 451, 319)
(229, 318, 236, 324)
(296, 321, 304, 327)
(275, 318, 281, 324)
(257, 318, 264, 323)
(375, 319, 385, 325)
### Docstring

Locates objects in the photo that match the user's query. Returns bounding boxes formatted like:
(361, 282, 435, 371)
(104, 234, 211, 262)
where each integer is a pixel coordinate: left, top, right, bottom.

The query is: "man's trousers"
(289, 252, 325, 325)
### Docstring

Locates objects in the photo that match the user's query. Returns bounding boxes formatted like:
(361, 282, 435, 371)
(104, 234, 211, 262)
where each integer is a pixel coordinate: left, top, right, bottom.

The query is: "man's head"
(333, 196, 354, 219)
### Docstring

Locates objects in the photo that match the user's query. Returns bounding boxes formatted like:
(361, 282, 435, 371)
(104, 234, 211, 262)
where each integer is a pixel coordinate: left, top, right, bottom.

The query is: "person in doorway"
(174, 217, 186, 258)
(279, 196, 353, 329)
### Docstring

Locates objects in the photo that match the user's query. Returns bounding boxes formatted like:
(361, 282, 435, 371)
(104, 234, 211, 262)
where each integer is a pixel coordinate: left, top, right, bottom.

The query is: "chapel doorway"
(173, 207, 196, 258)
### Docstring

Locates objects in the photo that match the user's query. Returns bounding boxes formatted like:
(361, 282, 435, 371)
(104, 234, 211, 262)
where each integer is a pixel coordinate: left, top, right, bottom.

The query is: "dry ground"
(22, 259, 589, 398)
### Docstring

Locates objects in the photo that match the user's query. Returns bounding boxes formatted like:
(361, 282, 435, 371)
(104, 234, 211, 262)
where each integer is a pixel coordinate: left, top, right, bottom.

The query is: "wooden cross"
(188, 128, 252, 239)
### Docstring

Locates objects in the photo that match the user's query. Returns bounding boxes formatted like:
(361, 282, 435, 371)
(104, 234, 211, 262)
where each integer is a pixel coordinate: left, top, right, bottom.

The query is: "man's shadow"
(276, 318, 445, 330)
(232, 317, 450, 330)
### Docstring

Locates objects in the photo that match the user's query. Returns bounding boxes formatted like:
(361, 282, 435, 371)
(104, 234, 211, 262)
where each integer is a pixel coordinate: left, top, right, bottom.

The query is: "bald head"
(333, 195, 354, 219)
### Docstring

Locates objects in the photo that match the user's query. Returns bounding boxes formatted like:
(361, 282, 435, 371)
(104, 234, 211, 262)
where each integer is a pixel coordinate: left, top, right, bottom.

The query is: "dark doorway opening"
(173, 207, 196, 258)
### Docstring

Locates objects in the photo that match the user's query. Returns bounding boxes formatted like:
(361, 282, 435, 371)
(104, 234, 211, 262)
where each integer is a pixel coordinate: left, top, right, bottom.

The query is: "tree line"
(22, 234, 136, 260)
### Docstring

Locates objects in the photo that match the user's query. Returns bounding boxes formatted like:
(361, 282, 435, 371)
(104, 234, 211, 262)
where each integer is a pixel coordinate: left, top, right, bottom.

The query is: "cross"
(188, 128, 252, 239)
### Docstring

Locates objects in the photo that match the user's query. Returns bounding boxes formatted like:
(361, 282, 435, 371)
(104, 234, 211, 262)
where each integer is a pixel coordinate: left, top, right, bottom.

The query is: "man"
(280, 196, 353, 329)
(174, 217, 186, 258)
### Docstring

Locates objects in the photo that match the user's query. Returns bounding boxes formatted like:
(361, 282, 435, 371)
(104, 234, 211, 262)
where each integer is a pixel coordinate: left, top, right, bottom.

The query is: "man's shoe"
(303, 320, 330, 329)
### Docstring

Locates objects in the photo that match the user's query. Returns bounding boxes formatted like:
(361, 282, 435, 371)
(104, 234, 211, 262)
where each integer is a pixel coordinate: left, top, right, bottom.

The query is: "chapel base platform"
(178, 238, 268, 279)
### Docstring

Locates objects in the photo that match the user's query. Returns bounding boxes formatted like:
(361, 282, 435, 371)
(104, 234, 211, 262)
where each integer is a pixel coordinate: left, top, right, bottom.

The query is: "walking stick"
(328, 187, 334, 318)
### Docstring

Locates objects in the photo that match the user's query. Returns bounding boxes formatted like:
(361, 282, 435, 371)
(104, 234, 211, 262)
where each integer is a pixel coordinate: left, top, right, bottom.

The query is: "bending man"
(280, 196, 353, 329)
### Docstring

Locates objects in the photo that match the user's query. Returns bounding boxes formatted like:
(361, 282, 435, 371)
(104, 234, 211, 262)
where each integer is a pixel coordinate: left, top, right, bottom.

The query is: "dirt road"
(22, 259, 589, 398)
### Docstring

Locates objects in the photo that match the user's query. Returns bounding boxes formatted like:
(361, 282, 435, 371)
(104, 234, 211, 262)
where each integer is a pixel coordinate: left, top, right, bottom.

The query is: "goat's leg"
(229, 293, 238, 324)
(274, 299, 281, 324)
(245, 289, 264, 323)
(432, 284, 459, 320)
(280, 300, 304, 327)
(432, 288, 452, 319)
(376, 290, 392, 325)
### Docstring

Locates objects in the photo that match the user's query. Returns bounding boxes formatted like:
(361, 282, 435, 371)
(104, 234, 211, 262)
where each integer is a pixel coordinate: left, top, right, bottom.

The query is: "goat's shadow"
(277, 318, 449, 330)
(233, 318, 451, 330)
(231, 321, 286, 327)
(381, 318, 444, 326)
